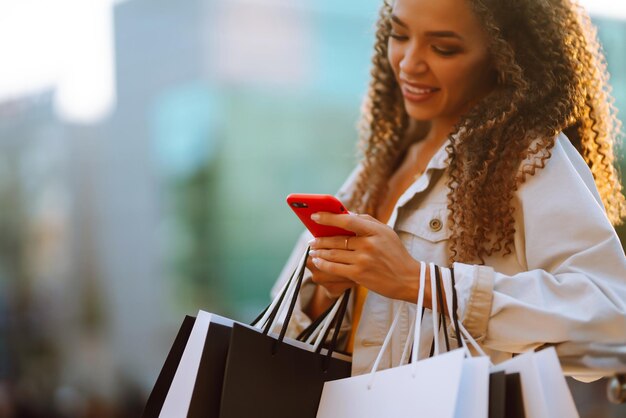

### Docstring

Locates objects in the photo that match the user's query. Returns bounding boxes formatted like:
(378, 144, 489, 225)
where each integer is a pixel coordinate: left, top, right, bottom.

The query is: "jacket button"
(429, 218, 442, 231)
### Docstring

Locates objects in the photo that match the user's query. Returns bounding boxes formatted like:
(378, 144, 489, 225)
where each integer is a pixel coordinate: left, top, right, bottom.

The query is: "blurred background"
(0, 0, 624, 416)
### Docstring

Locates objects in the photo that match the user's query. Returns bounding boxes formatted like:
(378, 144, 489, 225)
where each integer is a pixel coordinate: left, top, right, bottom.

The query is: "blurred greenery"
(155, 89, 359, 320)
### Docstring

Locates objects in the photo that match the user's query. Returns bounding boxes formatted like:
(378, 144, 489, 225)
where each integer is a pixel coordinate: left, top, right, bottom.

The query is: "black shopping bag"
(219, 322, 352, 418)
(489, 371, 506, 418)
(505, 372, 526, 418)
(488, 371, 526, 418)
(156, 297, 301, 418)
(219, 249, 352, 418)
(143, 247, 335, 417)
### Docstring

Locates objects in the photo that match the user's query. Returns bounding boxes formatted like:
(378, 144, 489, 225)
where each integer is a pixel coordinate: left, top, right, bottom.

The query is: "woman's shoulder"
(516, 131, 606, 213)
(552, 132, 603, 207)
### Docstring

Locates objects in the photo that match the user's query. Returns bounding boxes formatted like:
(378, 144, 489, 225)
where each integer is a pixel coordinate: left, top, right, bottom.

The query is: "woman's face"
(388, 0, 496, 126)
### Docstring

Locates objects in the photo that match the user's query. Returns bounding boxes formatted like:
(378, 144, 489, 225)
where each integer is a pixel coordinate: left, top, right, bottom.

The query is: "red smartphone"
(286, 193, 355, 237)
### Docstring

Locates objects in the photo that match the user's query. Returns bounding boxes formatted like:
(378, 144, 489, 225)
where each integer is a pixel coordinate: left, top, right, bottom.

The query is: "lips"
(404, 84, 439, 95)
(400, 81, 440, 102)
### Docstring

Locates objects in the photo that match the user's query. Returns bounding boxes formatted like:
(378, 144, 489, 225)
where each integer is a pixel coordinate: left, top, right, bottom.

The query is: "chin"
(404, 108, 439, 121)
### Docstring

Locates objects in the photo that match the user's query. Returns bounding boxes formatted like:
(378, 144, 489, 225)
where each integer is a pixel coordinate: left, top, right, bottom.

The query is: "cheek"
(436, 62, 467, 87)
(439, 57, 492, 100)
(465, 62, 494, 99)
(387, 46, 401, 77)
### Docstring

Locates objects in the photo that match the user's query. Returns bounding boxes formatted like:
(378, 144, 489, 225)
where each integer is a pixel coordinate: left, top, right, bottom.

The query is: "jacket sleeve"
(451, 134, 626, 354)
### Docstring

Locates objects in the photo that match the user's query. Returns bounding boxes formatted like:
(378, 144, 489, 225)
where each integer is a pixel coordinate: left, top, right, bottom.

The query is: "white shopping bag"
(317, 262, 490, 418)
(158, 311, 235, 417)
(439, 265, 491, 418)
(317, 348, 466, 418)
(455, 356, 490, 417)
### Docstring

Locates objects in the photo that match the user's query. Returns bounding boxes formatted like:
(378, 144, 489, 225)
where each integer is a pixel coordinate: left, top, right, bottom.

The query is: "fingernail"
(310, 213, 320, 221)
(309, 250, 318, 257)
(312, 257, 321, 266)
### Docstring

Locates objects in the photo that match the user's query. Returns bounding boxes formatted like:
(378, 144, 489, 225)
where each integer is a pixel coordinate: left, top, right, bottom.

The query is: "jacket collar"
(387, 138, 450, 226)
(424, 138, 450, 171)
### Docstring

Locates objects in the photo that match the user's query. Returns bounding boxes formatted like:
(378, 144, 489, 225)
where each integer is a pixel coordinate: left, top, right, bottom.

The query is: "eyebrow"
(390, 14, 408, 28)
(425, 31, 464, 41)
(390, 14, 464, 41)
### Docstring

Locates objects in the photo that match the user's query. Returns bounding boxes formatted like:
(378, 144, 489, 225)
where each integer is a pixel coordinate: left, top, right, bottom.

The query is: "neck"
(417, 117, 457, 149)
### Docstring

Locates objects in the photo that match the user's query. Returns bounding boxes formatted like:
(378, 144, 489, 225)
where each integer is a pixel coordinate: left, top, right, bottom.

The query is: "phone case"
(286, 194, 356, 238)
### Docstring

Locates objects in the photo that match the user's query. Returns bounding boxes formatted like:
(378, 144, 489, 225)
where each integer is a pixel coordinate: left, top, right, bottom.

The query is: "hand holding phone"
(286, 193, 355, 237)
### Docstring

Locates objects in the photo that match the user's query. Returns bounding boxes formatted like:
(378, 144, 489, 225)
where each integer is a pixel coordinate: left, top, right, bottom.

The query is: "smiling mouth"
(402, 84, 440, 103)
(403, 84, 439, 95)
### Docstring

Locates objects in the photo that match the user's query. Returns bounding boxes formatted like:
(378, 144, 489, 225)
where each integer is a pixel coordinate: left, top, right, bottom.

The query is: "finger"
(306, 257, 319, 272)
(307, 259, 353, 285)
(311, 257, 357, 280)
(310, 249, 356, 265)
(310, 212, 380, 236)
(310, 235, 361, 250)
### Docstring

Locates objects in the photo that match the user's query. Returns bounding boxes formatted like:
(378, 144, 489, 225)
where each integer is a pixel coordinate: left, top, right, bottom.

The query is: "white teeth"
(404, 85, 436, 95)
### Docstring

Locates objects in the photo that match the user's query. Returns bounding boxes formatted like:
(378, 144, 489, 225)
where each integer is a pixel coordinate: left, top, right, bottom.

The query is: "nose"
(399, 43, 428, 77)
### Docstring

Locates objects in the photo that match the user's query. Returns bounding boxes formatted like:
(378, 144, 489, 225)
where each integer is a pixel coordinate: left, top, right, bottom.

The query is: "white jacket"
(272, 133, 626, 377)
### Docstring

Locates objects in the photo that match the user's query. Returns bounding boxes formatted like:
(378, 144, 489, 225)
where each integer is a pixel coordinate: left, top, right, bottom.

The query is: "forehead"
(391, 0, 486, 39)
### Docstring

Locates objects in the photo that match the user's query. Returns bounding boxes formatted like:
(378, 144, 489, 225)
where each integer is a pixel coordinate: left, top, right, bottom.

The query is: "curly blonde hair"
(348, 0, 626, 263)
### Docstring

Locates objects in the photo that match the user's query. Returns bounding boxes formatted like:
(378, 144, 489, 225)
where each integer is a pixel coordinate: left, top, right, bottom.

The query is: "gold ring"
(344, 237, 350, 250)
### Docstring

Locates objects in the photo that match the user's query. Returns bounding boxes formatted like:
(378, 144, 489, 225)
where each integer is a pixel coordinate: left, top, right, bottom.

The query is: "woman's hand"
(305, 257, 355, 299)
(303, 258, 355, 319)
(308, 212, 425, 304)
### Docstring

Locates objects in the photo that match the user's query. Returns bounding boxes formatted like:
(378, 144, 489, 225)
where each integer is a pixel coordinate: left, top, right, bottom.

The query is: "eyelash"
(389, 33, 408, 41)
(432, 46, 458, 56)
(389, 33, 459, 57)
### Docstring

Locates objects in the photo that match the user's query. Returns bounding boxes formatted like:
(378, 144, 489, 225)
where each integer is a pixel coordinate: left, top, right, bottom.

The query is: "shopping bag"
(439, 265, 491, 418)
(159, 311, 235, 418)
(219, 322, 352, 418)
(504, 372, 525, 418)
(219, 249, 352, 418)
(488, 371, 506, 418)
(455, 356, 490, 417)
(490, 346, 579, 417)
(439, 265, 535, 418)
(318, 348, 467, 417)
(445, 267, 529, 418)
(445, 263, 577, 418)
(317, 262, 490, 418)
(144, 248, 316, 418)
(142, 316, 195, 418)
(486, 370, 526, 418)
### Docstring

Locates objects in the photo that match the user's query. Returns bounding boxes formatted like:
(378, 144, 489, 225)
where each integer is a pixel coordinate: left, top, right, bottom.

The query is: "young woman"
(273, 0, 626, 375)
